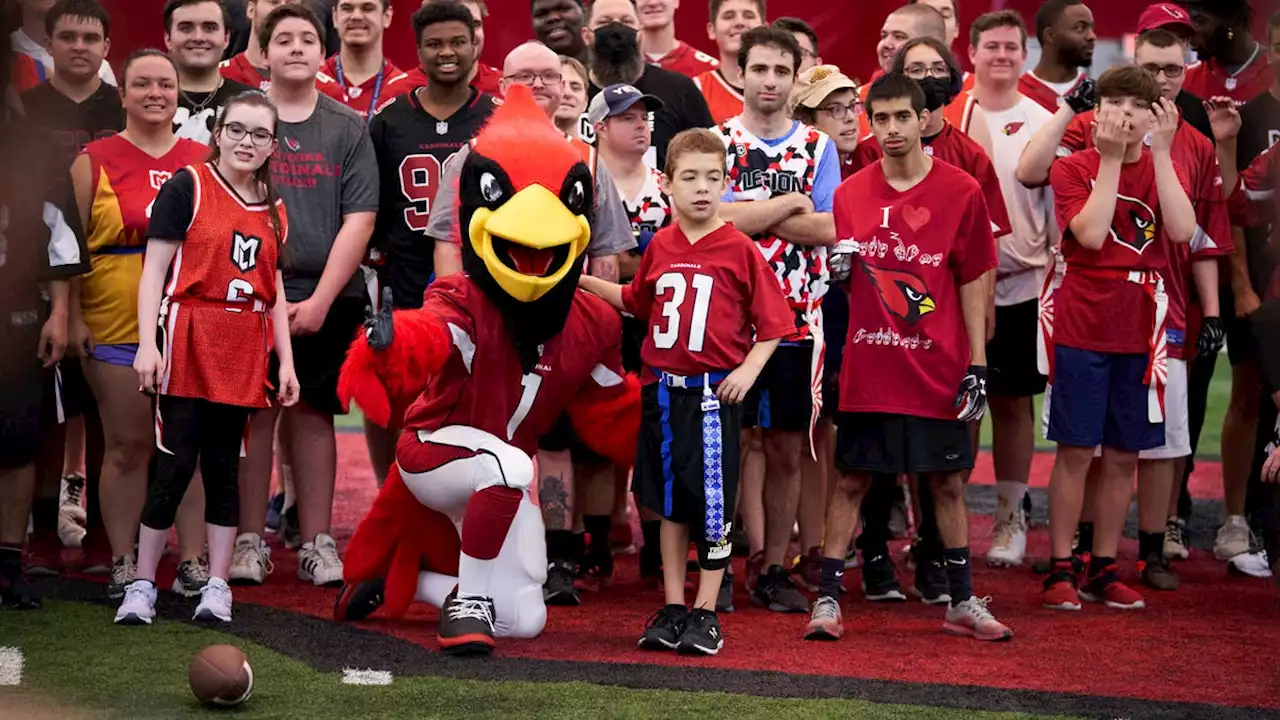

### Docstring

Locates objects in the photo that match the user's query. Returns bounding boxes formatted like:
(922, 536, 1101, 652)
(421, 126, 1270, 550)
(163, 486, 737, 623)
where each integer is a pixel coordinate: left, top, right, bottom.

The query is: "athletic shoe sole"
(863, 585, 906, 602)
(803, 625, 844, 641)
(1078, 591, 1145, 610)
(193, 608, 231, 623)
(114, 613, 153, 625)
(942, 622, 1013, 642)
(985, 555, 1024, 568)
(676, 639, 723, 655)
(334, 581, 385, 622)
(438, 634, 495, 656)
(910, 587, 951, 605)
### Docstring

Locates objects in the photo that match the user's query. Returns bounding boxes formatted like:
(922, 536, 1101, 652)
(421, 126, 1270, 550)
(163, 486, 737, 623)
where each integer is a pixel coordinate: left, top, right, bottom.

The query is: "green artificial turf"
(1, 601, 1077, 720)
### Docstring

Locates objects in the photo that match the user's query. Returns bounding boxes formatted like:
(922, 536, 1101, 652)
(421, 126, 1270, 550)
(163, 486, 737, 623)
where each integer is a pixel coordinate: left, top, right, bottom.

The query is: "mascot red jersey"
(333, 86, 640, 656)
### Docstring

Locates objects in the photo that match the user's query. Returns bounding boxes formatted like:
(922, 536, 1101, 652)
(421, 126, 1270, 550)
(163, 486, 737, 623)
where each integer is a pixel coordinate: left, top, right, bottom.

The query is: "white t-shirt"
(982, 94, 1057, 306)
(11, 29, 117, 86)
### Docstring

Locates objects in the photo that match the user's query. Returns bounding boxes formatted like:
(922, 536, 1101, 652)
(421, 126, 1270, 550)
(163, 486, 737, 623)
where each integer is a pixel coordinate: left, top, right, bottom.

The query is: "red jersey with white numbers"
(621, 222, 793, 381)
(693, 69, 744, 125)
(651, 41, 719, 78)
(1183, 52, 1272, 104)
(835, 159, 998, 419)
(399, 275, 629, 455)
(322, 56, 415, 118)
(396, 63, 505, 99)
(1018, 70, 1087, 113)
(218, 52, 348, 103)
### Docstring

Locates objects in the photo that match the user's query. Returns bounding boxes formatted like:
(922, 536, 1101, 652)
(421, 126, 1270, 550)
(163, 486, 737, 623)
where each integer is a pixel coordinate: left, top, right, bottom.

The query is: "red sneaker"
(1081, 567, 1145, 610)
(24, 531, 62, 576)
(1041, 566, 1082, 611)
(792, 546, 823, 592)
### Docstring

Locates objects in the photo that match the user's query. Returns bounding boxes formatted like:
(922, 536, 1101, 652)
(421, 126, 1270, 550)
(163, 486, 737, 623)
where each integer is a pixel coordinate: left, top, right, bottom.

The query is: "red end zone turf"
(152, 436, 1279, 710)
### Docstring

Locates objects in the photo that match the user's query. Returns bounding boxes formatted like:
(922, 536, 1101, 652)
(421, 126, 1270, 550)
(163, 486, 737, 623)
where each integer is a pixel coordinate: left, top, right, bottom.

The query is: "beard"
(590, 53, 643, 87)
(1064, 44, 1094, 69)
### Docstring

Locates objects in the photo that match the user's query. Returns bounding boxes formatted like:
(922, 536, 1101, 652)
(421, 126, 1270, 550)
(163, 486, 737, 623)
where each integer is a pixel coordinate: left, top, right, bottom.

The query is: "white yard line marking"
(342, 668, 393, 686)
(0, 647, 25, 686)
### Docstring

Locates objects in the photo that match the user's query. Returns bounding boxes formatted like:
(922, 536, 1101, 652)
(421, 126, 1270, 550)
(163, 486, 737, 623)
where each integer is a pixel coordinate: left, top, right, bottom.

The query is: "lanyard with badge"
(334, 57, 385, 120)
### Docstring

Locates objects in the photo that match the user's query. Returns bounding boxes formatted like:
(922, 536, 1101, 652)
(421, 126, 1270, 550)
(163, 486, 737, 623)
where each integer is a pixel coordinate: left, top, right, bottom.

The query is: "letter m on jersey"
(230, 231, 262, 273)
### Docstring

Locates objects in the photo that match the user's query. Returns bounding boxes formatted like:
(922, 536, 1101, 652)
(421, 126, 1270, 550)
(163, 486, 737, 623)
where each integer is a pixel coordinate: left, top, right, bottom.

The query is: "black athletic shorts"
(1220, 284, 1257, 366)
(820, 370, 839, 420)
(42, 359, 90, 424)
(742, 342, 814, 431)
(622, 314, 645, 374)
(635, 382, 743, 539)
(834, 412, 974, 475)
(987, 299, 1047, 397)
(536, 412, 610, 465)
(271, 295, 366, 416)
(0, 324, 44, 470)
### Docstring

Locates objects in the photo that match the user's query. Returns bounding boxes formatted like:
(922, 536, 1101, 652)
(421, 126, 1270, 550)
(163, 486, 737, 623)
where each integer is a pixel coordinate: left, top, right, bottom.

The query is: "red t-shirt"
(1050, 149, 1190, 354)
(1017, 70, 1086, 114)
(835, 159, 998, 419)
(651, 41, 719, 78)
(621, 222, 793, 381)
(1183, 53, 1273, 104)
(321, 56, 415, 118)
(399, 275, 629, 455)
(1059, 114, 1233, 358)
(397, 63, 505, 99)
(849, 122, 1012, 240)
(218, 52, 348, 103)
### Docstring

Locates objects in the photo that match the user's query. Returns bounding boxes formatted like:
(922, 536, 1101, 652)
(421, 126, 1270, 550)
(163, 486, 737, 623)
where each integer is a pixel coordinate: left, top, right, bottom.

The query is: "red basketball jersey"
(693, 69, 744, 125)
(160, 163, 288, 408)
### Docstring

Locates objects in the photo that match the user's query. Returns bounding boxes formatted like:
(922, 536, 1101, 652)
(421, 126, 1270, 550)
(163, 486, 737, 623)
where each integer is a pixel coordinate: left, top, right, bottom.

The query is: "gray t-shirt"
(426, 142, 635, 258)
(272, 94, 379, 302)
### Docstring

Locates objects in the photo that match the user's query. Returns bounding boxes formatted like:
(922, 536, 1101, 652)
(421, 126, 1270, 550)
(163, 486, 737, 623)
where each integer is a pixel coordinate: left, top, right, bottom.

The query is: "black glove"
(955, 365, 988, 423)
(1197, 316, 1226, 356)
(1064, 77, 1097, 115)
(365, 286, 395, 350)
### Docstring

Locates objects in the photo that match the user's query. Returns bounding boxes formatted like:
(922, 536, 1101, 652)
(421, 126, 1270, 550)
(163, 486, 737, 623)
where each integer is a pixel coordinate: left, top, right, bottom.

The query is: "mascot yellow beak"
(468, 184, 592, 303)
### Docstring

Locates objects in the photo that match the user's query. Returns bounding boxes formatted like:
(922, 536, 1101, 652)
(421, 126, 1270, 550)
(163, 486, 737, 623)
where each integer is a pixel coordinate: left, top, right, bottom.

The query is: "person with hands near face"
(580, 129, 791, 656)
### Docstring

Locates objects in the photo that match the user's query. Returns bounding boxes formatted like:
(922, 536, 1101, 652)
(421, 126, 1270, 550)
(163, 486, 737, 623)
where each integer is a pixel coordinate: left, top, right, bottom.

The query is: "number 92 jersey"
(368, 88, 499, 308)
(398, 275, 630, 456)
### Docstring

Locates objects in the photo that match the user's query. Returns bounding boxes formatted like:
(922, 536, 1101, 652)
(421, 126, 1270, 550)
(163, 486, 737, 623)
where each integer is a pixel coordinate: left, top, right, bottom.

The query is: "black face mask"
(592, 22, 641, 65)
(917, 76, 954, 112)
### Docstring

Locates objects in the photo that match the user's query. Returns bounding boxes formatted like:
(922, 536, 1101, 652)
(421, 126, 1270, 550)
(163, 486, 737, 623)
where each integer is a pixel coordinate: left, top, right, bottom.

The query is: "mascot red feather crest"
(334, 84, 640, 655)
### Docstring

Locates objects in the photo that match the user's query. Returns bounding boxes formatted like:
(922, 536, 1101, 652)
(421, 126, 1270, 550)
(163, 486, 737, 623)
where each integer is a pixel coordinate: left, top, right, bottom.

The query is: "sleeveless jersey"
(718, 117, 831, 340)
(693, 70, 745, 125)
(81, 136, 208, 346)
(160, 163, 287, 408)
(620, 166, 672, 241)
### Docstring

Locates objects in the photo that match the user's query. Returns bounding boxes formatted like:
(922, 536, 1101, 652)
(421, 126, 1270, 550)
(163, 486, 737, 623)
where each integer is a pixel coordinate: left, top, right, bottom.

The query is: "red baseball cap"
(1137, 3, 1193, 35)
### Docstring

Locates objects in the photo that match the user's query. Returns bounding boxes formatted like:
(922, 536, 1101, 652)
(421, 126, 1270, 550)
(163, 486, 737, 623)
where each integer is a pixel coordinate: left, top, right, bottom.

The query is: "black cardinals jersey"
(368, 87, 498, 308)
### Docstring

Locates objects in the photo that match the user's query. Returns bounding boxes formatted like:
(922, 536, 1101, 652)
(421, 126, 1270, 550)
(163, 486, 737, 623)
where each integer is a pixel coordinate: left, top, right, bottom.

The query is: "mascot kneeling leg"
(334, 425, 546, 656)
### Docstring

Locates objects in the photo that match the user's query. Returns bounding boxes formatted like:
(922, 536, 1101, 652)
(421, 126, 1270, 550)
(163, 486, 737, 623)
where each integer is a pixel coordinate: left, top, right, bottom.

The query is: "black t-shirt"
(19, 82, 125, 169)
(174, 78, 256, 145)
(1239, 91, 1280, 170)
(589, 64, 715, 171)
(1175, 90, 1213, 144)
(146, 168, 198, 242)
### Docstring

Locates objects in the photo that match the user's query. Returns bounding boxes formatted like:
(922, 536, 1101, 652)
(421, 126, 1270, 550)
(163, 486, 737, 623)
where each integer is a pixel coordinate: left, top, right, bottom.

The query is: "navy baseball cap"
(587, 83, 665, 125)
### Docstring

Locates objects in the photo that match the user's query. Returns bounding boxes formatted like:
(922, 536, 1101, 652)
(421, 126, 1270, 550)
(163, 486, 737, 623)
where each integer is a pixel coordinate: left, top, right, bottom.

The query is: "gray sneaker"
(172, 558, 210, 597)
(107, 555, 136, 600)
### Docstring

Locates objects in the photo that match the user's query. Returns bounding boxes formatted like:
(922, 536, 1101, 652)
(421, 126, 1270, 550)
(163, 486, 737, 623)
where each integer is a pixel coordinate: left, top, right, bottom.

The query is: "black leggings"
(140, 396, 251, 530)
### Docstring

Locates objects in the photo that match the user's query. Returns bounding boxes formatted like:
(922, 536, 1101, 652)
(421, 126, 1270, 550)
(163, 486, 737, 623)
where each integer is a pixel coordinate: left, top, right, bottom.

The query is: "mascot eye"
(480, 172, 503, 203)
(566, 180, 586, 212)
(1131, 213, 1150, 229)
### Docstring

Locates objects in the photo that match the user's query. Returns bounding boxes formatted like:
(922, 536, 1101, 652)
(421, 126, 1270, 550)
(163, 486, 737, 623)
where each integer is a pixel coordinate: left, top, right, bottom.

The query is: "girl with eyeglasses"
(115, 91, 300, 626)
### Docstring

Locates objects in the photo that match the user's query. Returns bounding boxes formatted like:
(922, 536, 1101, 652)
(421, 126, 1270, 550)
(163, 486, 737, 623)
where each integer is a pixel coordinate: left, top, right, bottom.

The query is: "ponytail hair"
(208, 90, 286, 259)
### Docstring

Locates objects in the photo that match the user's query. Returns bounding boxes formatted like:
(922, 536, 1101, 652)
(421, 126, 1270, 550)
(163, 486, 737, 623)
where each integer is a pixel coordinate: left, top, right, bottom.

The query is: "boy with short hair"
(580, 128, 792, 655)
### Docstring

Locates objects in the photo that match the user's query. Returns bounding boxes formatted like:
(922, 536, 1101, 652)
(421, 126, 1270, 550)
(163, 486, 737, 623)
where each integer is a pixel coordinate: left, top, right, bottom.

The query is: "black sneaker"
(0, 566, 41, 610)
(911, 558, 951, 605)
(676, 608, 724, 655)
(543, 560, 580, 606)
(1139, 553, 1180, 591)
(716, 569, 735, 613)
(577, 551, 614, 590)
(751, 565, 809, 613)
(437, 591, 496, 656)
(638, 604, 688, 651)
(334, 578, 386, 621)
(861, 554, 906, 601)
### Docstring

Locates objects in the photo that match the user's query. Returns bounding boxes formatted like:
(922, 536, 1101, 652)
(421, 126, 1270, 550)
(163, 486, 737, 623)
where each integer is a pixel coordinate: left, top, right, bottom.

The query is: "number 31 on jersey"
(653, 272, 713, 351)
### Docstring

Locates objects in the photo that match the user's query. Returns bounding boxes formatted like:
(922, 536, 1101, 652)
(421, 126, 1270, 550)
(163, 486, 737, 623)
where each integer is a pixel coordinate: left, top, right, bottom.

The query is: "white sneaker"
(114, 580, 157, 625)
(943, 596, 1013, 641)
(298, 533, 344, 587)
(986, 511, 1027, 567)
(1163, 517, 1190, 561)
(59, 475, 86, 524)
(1214, 516, 1251, 560)
(194, 577, 233, 622)
(229, 533, 273, 585)
(1227, 550, 1273, 578)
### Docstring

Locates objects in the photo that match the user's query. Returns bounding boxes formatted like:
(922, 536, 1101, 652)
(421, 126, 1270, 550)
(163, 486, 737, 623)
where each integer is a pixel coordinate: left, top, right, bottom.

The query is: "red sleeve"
(849, 141, 881, 175)
(952, 182, 999, 284)
(1050, 156, 1091, 239)
(1061, 113, 1091, 154)
(975, 152, 1013, 238)
(1191, 147, 1233, 258)
(620, 237, 658, 322)
(1228, 182, 1257, 227)
(745, 243, 794, 341)
(1242, 148, 1275, 215)
(567, 303, 641, 467)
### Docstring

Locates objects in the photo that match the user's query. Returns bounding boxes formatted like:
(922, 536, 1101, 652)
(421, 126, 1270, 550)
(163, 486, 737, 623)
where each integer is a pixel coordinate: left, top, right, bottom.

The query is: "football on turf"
(189, 644, 253, 707)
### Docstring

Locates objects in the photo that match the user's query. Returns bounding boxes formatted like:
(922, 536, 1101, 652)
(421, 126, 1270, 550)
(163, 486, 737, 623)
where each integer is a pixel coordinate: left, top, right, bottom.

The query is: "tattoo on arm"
(589, 255, 620, 282)
(539, 474, 571, 530)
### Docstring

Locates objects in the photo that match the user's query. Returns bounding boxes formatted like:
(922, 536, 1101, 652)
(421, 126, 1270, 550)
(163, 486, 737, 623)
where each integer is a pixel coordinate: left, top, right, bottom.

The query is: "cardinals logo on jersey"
(1109, 192, 1158, 255)
(862, 262, 936, 325)
(1002, 121, 1025, 136)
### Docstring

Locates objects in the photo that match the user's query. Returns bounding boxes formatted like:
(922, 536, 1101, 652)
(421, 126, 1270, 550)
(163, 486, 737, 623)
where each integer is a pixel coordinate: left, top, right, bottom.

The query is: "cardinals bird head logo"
(1002, 121, 1025, 136)
(862, 262, 936, 325)
(1108, 192, 1157, 254)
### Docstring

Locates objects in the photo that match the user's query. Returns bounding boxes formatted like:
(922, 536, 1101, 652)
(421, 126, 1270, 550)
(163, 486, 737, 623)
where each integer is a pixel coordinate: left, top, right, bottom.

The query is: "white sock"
(995, 481, 1027, 523)
(457, 553, 496, 598)
(416, 571, 458, 606)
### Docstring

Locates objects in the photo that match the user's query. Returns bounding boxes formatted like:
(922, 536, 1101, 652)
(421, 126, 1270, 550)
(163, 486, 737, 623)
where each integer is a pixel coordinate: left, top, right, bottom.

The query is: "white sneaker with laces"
(298, 533, 344, 586)
(1227, 550, 1272, 578)
(229, 533, 273, 585)
(114, 580, 157, 625)
(59, 475, 86, 523)
(943, 596, 1013, 642)
(986, 511, 1027, 567)
(194, 577, 233, 622)
(1163, 518, 1190, 561)
(1215, 516, 1251, 560)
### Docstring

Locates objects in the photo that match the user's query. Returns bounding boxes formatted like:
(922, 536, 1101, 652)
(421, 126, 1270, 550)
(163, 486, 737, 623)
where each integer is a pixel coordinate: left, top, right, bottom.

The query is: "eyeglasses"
(1140, 63, 1184, 79)
(504, 70, 564, 87)
(222, 122, 275, 147)
(903, 62, 950, 79)
(819, 101, 862, 120)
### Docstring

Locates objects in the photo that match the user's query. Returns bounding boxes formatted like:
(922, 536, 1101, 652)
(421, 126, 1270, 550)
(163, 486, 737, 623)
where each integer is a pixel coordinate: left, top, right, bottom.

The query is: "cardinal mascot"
(332, 85, 640, 656)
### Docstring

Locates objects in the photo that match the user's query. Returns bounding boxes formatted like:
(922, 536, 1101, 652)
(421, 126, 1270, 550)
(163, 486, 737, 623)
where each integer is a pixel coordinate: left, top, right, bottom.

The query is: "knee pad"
(696, 528, 733, 572)
(495, 584, 546, 638)
(422, 425, 534, 492)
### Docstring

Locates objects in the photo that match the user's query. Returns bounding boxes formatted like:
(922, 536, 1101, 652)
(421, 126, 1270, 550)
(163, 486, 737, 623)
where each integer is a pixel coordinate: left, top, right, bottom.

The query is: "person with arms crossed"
(116, 92, 301, 626)
(716, 26, 839, 614)
(398, 0, 503, 98)
(581, 128, 792, 655)
(228, 4, 378, 588)
(1020, 0, 1095, 114)
(636, 0, 718, 78)
(806, 72, 1011, 643)
(361, 0, 497, 486)
(1040, 65, 1196, 613)
(692, 0, 764, 124)
(322, 0, 413, 119)
(219, 0, 346, 102)
(12, 0, 116, 86)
